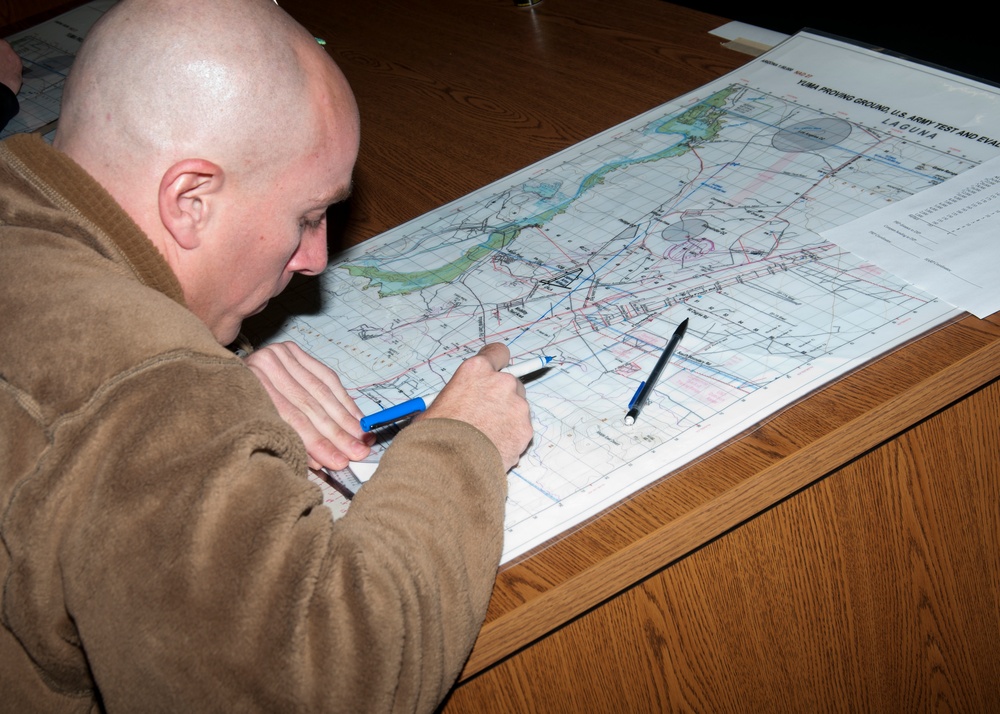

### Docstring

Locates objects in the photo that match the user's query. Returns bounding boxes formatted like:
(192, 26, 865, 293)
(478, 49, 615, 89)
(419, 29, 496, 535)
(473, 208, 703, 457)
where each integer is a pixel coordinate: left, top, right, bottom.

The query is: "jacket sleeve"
(3, 354, 507, 713)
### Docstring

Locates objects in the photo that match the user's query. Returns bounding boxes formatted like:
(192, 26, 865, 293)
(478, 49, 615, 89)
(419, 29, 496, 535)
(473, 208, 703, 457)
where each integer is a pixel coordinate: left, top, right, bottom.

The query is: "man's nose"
(291, 226, 329, 276)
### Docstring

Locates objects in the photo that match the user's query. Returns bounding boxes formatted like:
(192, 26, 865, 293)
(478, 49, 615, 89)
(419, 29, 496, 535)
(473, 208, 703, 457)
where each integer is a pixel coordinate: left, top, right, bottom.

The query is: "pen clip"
(627, 382, 645, 410)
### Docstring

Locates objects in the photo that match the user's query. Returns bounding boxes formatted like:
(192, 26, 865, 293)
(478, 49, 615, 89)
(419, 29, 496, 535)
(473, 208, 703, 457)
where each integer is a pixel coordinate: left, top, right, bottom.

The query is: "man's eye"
(299, 215, 326, 231)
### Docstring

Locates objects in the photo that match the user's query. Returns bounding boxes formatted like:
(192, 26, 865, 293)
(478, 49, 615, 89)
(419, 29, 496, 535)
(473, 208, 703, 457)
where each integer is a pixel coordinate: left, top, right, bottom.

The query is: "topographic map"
(257, 33, 1000, 563)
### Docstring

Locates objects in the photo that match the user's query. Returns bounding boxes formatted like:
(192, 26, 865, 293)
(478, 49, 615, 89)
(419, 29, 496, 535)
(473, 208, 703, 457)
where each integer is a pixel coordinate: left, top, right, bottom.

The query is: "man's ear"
(158, 159, 225, 250)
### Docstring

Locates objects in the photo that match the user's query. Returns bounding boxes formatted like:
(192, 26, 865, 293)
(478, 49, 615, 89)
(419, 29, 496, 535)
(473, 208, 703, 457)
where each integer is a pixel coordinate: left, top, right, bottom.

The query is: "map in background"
(2, 0, 115, 141)
(252, 32, 1000, 564)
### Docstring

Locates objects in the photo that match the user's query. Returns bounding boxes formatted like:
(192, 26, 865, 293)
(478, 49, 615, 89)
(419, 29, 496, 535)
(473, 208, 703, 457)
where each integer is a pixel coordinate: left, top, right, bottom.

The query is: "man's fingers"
(244, 342, 373, 470)
(474, 342, 512, 372)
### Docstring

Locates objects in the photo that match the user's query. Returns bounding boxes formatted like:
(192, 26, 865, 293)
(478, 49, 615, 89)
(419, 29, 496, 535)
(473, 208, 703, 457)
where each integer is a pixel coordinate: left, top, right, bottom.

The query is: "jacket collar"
(2, 133, 186, 307)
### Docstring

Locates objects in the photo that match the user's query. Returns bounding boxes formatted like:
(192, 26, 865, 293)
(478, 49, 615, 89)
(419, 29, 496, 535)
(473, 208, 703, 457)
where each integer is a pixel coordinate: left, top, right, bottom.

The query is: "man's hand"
(423, 343, 534, 471)
(244, 342, 374, 471)
(0, 40, 22, 95)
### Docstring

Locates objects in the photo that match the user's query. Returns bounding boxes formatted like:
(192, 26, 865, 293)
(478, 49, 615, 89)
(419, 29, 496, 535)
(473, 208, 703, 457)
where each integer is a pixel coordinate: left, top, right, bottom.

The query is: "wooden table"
(11, 0, 999, 709)
(295, 1, 1000, 711)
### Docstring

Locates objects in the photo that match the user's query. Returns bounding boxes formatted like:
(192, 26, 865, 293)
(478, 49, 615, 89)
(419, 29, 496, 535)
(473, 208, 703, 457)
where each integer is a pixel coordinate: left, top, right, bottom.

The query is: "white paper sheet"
(824, 156, 1000, 318)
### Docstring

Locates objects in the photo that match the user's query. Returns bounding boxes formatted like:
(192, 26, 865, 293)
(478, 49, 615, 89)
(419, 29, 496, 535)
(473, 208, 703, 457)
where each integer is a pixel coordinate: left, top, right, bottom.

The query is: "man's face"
(202, 118, 359, 345)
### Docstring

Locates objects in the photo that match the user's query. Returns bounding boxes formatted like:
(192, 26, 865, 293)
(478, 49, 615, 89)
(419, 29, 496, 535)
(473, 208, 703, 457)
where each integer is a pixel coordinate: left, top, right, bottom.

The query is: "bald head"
(53, 0, 360, 344)
(56, 0, 357, 208)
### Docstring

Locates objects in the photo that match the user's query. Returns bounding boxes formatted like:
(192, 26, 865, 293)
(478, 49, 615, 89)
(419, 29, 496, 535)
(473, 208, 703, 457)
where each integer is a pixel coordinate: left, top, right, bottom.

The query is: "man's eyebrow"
(318, 180, 354, 208)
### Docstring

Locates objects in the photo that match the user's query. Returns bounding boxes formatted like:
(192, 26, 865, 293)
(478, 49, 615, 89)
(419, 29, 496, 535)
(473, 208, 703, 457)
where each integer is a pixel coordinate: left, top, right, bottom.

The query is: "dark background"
(3, 3, 993, 85)
(669, 2, 997, 86)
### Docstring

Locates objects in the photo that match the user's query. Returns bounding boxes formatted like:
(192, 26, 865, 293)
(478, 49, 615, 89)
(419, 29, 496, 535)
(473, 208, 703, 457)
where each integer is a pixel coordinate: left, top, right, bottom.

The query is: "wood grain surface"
(444, 378, 1000, 711)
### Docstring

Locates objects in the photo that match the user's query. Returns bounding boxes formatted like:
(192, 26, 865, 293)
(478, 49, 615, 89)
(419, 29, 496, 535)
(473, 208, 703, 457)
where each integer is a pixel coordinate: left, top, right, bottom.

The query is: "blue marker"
(361, 355, 554, 431)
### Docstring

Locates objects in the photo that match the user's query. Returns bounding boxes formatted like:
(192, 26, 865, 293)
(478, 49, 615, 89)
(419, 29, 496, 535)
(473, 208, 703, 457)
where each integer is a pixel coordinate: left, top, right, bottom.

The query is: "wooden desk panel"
(444, 377, 1000, 711)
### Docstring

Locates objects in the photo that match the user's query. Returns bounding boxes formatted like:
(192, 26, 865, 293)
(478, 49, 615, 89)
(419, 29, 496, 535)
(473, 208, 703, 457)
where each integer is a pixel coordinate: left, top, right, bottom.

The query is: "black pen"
(624, 317, 688, 425)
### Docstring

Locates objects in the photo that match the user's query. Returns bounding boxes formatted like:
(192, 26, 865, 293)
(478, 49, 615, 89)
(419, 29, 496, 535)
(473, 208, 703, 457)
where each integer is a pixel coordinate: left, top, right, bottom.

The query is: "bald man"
(0, 0, 532, 710)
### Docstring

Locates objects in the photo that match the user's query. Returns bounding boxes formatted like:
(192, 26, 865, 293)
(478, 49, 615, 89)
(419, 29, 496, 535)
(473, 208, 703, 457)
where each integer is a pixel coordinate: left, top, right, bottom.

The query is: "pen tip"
(543, 355, 554, 363)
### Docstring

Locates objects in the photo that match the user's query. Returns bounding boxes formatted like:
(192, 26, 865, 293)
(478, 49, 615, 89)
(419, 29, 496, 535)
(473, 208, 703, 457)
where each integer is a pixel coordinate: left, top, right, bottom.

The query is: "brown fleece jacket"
(0, 133, 506, 712)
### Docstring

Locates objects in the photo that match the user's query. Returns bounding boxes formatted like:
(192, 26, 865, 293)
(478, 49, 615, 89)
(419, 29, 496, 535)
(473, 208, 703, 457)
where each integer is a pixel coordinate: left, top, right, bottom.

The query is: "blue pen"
(624, 318, 688, 425)
(361, 355, 554, 431)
